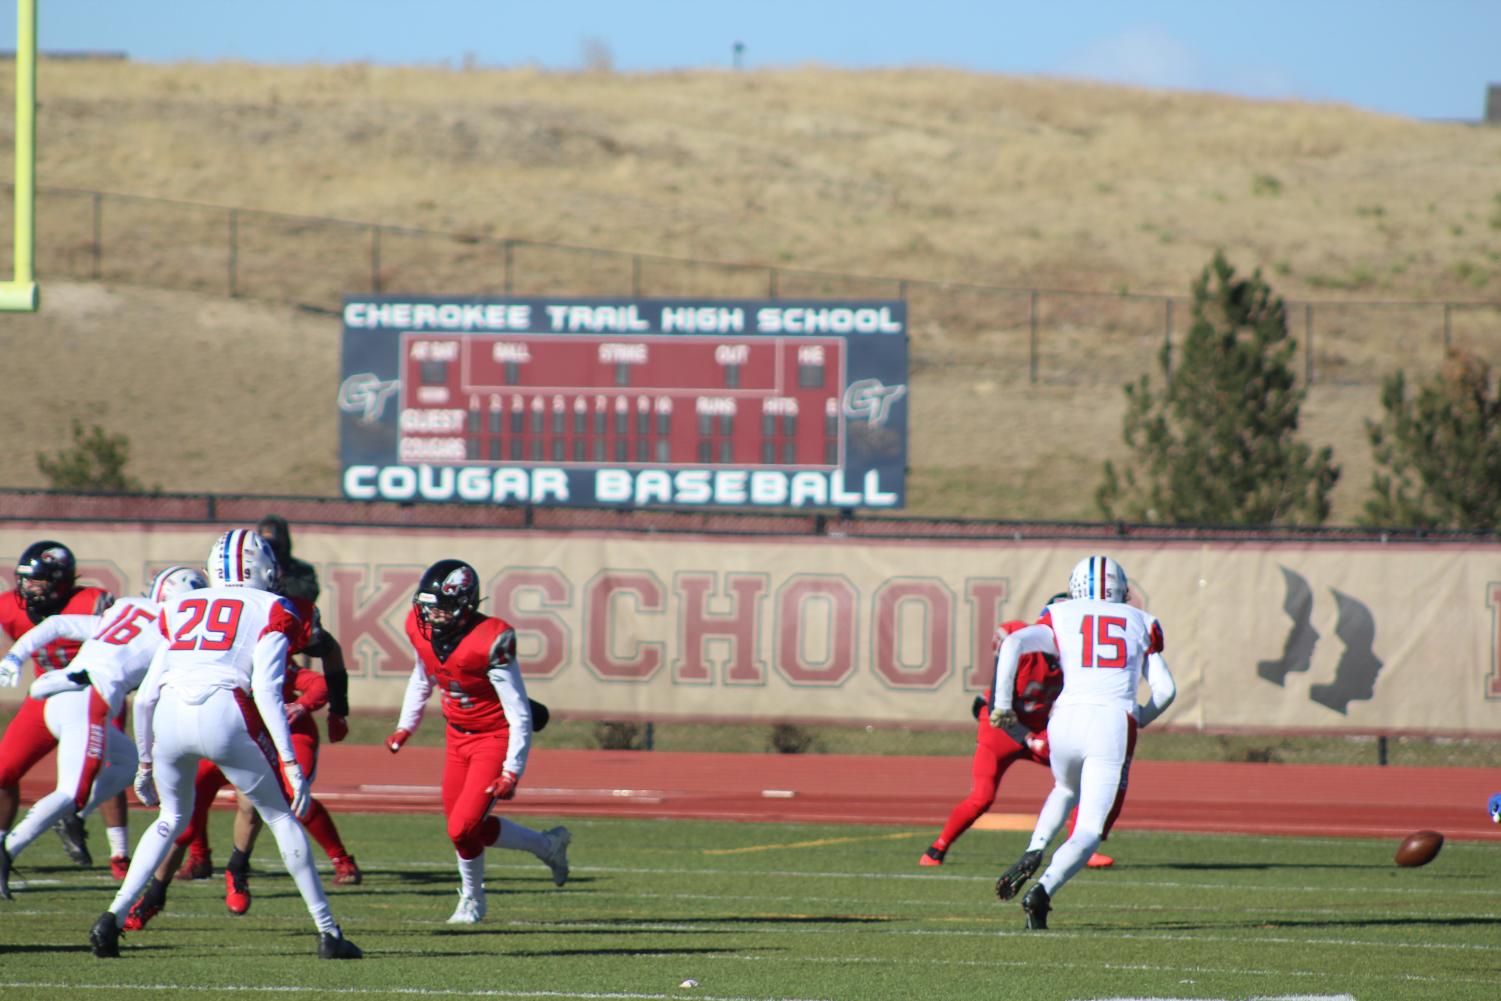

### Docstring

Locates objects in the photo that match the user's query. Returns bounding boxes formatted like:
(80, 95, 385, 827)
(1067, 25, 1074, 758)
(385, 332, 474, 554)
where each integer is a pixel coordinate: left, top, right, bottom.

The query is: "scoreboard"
(338, 297, 908, 510)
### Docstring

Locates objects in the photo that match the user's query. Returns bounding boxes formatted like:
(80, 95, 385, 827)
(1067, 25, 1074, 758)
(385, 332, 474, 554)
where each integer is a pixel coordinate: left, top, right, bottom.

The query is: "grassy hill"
(3, 61, 1499, 522)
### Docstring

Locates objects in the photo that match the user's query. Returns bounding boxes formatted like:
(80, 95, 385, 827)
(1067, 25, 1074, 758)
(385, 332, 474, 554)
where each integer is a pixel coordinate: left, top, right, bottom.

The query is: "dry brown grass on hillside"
(1, 63, 1498, 523)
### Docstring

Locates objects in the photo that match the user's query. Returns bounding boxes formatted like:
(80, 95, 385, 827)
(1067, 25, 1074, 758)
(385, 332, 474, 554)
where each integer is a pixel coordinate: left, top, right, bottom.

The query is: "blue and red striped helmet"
(207, 529, 279, 591)
(1067, 555, 1128, 603)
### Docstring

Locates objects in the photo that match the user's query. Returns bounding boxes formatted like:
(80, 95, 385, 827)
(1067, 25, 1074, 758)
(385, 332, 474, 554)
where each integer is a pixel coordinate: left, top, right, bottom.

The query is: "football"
(1394, 829, 1444, 867)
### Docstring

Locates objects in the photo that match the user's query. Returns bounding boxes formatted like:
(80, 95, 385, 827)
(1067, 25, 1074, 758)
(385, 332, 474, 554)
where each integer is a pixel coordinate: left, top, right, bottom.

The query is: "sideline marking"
(704, 830, 919, 855)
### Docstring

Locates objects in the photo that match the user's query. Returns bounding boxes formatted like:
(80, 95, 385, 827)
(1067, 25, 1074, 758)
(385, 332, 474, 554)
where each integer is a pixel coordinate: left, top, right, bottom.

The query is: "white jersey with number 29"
(1037, 597, 1165, 713)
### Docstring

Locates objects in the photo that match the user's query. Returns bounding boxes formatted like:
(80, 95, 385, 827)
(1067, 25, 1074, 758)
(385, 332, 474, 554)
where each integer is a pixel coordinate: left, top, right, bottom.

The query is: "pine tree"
(35, 419, 146, 493)
(1362, 348, 1501, 530)
(1097, 252, 1339, 525)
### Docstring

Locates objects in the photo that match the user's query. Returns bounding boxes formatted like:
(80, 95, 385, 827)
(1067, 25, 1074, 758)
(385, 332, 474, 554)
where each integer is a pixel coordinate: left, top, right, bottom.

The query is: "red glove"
(327, 714, 349, 744)
(386, 728, 411, 753)
(485, 770, 519, 800)
(1025, 730, 1050, 761)
(284, 702, 308, 724)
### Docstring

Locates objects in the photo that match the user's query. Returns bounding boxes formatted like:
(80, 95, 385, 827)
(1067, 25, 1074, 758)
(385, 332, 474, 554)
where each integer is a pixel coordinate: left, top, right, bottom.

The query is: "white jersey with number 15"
(1040, 597, 1164, 712)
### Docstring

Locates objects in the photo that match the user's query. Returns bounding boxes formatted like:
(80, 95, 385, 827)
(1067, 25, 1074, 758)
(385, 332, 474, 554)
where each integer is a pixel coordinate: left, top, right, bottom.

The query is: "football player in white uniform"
(88, 530, 361, 960)
(989, 555, 1177, 929)
(0, 566, 207, 900)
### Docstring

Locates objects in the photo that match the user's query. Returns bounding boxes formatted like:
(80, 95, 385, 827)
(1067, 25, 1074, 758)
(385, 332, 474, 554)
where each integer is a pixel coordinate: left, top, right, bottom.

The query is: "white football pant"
(1030, 702, 1130, 897)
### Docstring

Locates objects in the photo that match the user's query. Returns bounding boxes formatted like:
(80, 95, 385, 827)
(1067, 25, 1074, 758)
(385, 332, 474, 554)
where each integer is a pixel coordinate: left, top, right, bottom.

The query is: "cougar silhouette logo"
(1257, 565, 1383, 715)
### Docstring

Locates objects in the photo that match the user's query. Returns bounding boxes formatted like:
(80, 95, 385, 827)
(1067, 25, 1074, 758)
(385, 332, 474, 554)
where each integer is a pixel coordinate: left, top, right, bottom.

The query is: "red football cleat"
(1085, 852, 1114, 869)
(331, 854, 362, 886)
(919, 846, 945, 867)
(123, 898, 160, 931)
(109, 856, 131, 880)
(176, 853, 213, 880)
(225, 868, 251, 915)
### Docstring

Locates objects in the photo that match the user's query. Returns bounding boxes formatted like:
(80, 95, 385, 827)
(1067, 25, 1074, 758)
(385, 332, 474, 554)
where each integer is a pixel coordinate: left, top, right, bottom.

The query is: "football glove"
(0, 653, 22, 688)
(284, 702, 308, 724)
(327, 714, 349, 744)
(485, 770, 519, 800)
(988, 706, 1018, 731)
(133, 765, 159, 808)
(31, 668, 90, 700)
(1024, 730, 1050, 759)
(283, 759, 310, 818)
(386, 728, 411, 754)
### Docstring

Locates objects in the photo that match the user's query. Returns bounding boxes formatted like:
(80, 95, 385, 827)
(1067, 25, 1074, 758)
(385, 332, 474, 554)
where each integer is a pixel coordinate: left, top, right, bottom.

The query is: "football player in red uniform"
(386, 559, 570, 924)
(0, 540, 127, 876)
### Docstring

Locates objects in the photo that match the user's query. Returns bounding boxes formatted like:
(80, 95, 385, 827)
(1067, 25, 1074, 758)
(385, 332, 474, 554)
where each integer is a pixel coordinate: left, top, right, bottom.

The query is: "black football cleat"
(90, 911, 121, 957)
(995, 849, 1043, 901)
(0, 841, 13, 900)
(318, 927, 363, 959)
(1021, 883, 1051, 930)
(56, 813, 92, 867)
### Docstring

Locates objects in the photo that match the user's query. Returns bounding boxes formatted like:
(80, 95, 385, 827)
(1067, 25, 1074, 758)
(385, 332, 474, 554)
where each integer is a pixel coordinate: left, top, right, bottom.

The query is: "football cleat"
(447, 890, 486, 924)
(176, 852, 213, 880)
(1488, 792, 1501, 824)
(331, 854, 363, 885)
(55, 814, 92, 867)
(109, 856, 131, 881)
(1085, 852, 1115, 869)
(541, 826, 571, 887)
(1021, 883, 1051, 930)
(0, 841, 13, 900)
(225, 868, 252, 915)
(919, 846, 945, 867)
(123, 898, 160, 932)
(317, 926, 364, 960)
(90, 911, 121, 957)
(995, 849, 1043, 901)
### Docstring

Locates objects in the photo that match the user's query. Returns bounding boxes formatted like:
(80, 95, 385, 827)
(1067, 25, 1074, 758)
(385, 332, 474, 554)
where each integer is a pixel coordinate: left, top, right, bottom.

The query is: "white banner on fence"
(3, 524, 1500, 735)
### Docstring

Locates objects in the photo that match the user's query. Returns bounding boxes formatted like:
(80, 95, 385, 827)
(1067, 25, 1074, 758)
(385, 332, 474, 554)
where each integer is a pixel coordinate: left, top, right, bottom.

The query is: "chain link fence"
(8, 184, 1501, 387)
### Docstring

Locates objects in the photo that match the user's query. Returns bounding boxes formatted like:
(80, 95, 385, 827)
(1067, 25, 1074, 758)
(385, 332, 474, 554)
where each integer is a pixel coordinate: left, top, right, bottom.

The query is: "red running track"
(26, 747, 1500, 842)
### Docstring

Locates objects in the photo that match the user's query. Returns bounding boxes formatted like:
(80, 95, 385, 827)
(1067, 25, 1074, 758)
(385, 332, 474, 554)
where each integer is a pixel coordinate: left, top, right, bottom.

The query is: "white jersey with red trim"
(153, 586, 308, 700)
(1040, 597, 1164, 713)
(9, 596, 167, 714)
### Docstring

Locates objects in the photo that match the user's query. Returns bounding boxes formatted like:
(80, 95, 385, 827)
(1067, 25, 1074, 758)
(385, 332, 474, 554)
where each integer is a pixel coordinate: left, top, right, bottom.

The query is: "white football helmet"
(1067, 555, 1129, 603)
(207, 529, 279, 591)
(147, 564, 210, 603)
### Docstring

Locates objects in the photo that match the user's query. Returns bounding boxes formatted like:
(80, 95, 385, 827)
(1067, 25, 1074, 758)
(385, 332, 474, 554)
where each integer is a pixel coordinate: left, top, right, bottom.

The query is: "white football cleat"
(541, 827, 571, 887)
(446, 890, 486, 925)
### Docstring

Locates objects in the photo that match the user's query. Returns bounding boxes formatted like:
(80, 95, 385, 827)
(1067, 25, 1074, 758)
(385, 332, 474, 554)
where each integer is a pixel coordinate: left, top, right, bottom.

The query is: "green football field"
(1, 811, 1496, 1001)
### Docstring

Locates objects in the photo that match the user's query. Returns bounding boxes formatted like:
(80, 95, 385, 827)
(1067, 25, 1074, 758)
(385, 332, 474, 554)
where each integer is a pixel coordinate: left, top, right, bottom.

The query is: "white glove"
(0, 653, 22, 687)
(283, 759, 310, 819)
(133, 765, 159, 808)
(31, 669, 88, 700)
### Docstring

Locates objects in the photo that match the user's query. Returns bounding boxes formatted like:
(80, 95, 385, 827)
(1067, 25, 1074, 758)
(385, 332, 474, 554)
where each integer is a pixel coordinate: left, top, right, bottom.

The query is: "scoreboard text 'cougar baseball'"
(338, 297, 909, 510)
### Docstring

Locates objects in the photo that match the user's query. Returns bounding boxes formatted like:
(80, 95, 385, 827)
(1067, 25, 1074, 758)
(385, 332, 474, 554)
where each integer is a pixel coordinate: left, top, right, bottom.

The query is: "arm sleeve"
(7, 614, 99, 664)
(315, 633, 350, 716)
(395, 660, 433, 734)
(1137, 652, 1177, 728)
(487, 627, 532, 777)
(991, 625, 1058, 713)
(133, 642, 170, 766)
(250, 632, 298, 763)
(290, 666, 328, 712)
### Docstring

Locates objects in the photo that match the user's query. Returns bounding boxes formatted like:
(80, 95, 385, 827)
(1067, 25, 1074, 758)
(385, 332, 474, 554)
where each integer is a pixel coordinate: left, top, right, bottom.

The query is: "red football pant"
(933, 724, 1047, 849)
(442, 727, 510, 860)
(0, 697, 56, 787)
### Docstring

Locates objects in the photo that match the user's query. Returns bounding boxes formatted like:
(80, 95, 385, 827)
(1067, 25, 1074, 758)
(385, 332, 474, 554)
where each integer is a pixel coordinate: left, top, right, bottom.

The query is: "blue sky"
(6, 1, 1498, 121)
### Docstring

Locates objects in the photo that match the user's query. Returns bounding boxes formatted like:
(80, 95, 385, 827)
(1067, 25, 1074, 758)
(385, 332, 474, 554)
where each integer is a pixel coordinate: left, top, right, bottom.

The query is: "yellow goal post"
(0, 0, 37, 311)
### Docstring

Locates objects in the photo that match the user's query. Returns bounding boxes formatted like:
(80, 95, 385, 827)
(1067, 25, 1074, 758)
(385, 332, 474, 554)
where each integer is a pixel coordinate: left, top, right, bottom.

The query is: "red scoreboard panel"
(399, 334, 846, 471)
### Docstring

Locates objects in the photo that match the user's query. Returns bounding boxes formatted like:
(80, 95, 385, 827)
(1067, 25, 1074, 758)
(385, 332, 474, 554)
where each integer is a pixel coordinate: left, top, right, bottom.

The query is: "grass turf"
(1, 810, 1497, 1001)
